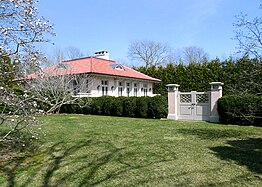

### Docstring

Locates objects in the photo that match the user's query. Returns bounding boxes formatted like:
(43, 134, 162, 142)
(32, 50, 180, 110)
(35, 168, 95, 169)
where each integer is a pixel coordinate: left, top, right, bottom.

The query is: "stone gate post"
(209, 82, 224, 123)
(167, 84, 180, 120)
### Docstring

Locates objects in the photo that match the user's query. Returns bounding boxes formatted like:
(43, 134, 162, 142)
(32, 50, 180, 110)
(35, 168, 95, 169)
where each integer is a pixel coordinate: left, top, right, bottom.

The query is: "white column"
(209, 82, 224, 123)
(167, 84, 180, 120)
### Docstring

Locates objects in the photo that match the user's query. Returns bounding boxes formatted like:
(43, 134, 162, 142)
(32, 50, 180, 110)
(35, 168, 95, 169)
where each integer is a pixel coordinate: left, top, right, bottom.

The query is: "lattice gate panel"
(180, 94, 192, 103)
(178, 91, 210, 121)
(196, 94, 209, 103)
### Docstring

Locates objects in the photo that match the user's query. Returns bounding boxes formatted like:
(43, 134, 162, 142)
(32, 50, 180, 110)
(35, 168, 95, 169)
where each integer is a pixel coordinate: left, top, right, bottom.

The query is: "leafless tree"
(23, 59, 92, 114)
(0, 0, 54, 143)
(231, 4, 262, 95)
(0, 0, 54, 58)
(65, 46, 85, 60)
(167, 46, 208, 65)
(44, 47, 86, 67)
(182, 46, 209, 64)
(54, 47, 66, 64)
(128, 40, 171, 68)
(0, 84, 41, 142)
(234, 12, 262, 60)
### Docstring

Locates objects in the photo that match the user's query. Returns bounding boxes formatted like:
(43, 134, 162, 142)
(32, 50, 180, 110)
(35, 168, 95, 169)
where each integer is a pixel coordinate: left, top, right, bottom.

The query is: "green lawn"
(0, 114, 262, 186)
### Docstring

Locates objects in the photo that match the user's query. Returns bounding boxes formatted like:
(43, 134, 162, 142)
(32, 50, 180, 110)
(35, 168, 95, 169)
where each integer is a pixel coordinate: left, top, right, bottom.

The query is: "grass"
(0, 114, 262, 186)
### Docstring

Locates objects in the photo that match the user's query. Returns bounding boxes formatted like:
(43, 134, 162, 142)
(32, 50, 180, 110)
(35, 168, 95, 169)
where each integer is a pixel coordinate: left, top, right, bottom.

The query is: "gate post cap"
(209, 82, 224, 85)
(166, 84, 180, 92)
(209, 82, 224, 90)
(166, 84, 180, 87)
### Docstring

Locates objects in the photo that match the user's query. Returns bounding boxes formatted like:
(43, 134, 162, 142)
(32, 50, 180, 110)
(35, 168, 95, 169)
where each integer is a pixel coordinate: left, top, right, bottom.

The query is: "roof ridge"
(62, 56, 117, 63)
(62, 56, 91, 62)
(92, 57, 116, 63)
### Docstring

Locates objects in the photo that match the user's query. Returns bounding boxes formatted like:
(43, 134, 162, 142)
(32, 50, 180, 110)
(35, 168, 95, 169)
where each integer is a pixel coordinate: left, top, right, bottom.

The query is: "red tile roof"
(23, 57, 161, 82)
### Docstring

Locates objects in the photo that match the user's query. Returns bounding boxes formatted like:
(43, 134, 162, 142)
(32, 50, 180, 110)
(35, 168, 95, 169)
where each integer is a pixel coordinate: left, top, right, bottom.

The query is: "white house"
(24, 51, 161, 97)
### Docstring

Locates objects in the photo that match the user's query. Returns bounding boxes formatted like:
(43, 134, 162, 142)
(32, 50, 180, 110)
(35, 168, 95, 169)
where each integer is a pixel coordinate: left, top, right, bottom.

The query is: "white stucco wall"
(75, 75, 155, 97)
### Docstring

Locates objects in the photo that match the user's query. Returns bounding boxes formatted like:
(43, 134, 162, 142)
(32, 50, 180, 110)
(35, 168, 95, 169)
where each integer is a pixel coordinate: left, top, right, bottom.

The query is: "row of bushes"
(218, 95, 262, 126)
(60, 96, 168, 119)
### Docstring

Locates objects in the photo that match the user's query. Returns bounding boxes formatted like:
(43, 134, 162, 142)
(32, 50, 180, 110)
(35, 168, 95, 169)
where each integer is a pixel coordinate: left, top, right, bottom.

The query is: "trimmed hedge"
(60, 96, 167, 119)
(218, 95, 262, 126)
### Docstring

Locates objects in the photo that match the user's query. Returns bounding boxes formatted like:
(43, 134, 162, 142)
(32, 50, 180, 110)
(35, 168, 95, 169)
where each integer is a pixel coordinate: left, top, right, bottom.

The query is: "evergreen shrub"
(60, 96, 167, 119)
(147, 95, 168, 118)
(218, 95, 262, 126)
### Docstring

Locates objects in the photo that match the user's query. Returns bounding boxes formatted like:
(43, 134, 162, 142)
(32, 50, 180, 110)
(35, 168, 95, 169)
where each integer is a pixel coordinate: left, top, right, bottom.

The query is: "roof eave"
(88, 72, 161, 83)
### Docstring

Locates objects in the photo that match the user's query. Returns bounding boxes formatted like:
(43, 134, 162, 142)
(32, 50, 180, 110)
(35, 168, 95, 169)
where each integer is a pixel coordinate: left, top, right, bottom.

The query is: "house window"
(143, 84, 148, 96)
(101, 80, 108, 96)
(126, 82, 131, 97)
(118, 81, 123, 96)
(134, 83, 138, 96)
(72, 80, 78, 96)
(86, 79, 91, 93)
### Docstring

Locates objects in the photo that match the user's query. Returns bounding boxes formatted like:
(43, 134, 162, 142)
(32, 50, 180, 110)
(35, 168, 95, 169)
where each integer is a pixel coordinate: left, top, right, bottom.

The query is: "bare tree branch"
(23, 60, 92, 114)
(0, 0, 54, 143)
(65, 46, 85, 60)
(233, 13, 262, 60)
(128, 40, 171, 68)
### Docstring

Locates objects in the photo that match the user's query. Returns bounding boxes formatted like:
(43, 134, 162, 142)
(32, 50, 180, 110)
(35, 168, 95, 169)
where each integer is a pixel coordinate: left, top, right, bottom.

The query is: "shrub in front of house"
(109, 97, 123, 116)
(60, 104, 81, 114)
(60, 96, 167, 119)
(103, 96, 114, 116)
(217, 95, 262, 126)
(135, 97, 148, 118)
(147, 95, 168, 119)
(89, 97, 104, 115)
(122, 97, 137, 117)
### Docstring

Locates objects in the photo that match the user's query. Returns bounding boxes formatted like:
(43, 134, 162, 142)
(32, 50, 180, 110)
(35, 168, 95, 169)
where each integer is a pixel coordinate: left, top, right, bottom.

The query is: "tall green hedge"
(217, 95, 262, 126)
(60, 96, 167, 119)
(135, 57, 262, 96)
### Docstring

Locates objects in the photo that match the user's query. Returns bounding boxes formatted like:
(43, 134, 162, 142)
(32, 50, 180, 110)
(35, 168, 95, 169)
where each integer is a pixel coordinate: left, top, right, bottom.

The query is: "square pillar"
(167, 84, 180, 120)
(209, 82, 224, 123)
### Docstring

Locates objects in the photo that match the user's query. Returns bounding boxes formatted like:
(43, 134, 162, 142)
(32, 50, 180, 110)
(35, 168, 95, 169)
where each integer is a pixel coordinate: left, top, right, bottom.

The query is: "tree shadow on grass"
(210, 138, 262, 174)
(0, 139, 92, 187)
(177, 128, 250, 140)
(42, 140, 95, 187)
(42, 140, 126, 187)
(177, 128, 262, 175)
(0, 138, 177, 187)
(0, 140, 39, 187)
(0, 151, 25, 187)
(48, 143, 177, 187)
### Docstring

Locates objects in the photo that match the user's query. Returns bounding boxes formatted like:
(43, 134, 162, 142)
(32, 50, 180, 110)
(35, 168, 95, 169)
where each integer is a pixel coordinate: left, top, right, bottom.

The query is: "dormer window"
(110, 64, 124, 70)
(115, 64, 123, 70)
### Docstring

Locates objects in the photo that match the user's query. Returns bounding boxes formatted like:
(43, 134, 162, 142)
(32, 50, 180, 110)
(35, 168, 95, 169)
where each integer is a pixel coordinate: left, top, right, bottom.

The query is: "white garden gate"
(167, 82, 224, 122)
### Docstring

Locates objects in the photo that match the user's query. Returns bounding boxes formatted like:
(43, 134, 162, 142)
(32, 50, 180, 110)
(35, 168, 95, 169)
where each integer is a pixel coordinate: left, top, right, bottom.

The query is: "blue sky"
(38, 0, 261, 63)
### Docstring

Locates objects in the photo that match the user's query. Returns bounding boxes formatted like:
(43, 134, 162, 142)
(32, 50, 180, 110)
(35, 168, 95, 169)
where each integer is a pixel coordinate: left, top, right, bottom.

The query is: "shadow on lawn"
(177, 128, 249, 140)
(178, 128, 262, 174)
(45, 142, 176, 187)
(0, 138, 177, 186)
(0, 140, 93, 187)
(210, 138, 262, 174)
(0, 141, 38, 187)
